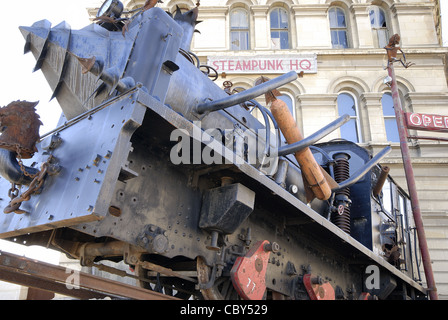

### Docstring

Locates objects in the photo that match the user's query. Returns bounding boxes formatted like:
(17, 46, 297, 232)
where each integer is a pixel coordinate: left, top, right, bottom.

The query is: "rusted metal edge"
(0, 250, 179, 300)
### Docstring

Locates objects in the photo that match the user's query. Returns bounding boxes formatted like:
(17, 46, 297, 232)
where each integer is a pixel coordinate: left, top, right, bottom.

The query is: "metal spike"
(24, 33, 32, 54)
(49, 22, 72, 101)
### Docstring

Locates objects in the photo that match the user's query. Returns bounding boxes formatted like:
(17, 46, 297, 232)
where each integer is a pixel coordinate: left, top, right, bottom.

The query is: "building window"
(270, 8, 289, 50)
(338, 92, 361, 142)
(370, 6, 389, 48)
(381, 93, 399, 142)
(278, 94, 294, 119)
(230, 8, 250, 50)
(277, 94, 295, 143)
(329, 7, 349, 49)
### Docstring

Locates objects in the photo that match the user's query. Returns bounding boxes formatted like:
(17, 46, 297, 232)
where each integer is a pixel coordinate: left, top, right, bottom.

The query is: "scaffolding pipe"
(387, 63, 438, 300)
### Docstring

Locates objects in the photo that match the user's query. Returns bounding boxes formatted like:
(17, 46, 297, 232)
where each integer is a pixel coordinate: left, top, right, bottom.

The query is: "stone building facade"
(120, 0, 448, 299)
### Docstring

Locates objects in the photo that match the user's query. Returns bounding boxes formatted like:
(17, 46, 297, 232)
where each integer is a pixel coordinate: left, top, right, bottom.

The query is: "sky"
(0, 0, 103, 264)
(0, 0, 103, 134)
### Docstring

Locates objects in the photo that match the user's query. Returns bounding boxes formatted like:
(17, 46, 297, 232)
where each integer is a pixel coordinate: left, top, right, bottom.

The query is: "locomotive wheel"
(197, 256, 241, 300)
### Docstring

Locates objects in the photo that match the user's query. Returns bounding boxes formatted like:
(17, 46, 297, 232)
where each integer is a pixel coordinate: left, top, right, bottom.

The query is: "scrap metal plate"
(0, 89, 146, 238)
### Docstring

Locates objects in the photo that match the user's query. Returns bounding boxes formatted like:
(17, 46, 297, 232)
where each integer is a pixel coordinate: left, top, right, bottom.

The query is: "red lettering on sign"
(235, 60, 242, 71)
(290, 59, 299, 70)
(276, 60, 283, 70)
(300, 59, 312, 70)
(252, 60, 258, 70)
(243, 60, 251, 71)
(405, 112, 448, 133)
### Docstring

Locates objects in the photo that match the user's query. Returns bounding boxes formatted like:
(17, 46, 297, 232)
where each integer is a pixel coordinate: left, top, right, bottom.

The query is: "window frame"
(329, 6, 350, 49)
(369, 6, 390, 48)
(269, 7, 290, 50)
(337, 91, 362, 143)
(381, 92, 400, 143)
(230, 7, 250, 51)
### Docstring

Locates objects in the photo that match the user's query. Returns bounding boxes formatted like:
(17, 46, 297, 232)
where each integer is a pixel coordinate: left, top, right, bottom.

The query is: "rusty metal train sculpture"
(0, 1, 427, 300)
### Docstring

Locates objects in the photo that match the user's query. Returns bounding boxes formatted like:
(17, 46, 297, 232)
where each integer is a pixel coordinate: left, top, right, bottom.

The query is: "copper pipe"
(269, 98, 333, 201)
(372, 166, 390, 197)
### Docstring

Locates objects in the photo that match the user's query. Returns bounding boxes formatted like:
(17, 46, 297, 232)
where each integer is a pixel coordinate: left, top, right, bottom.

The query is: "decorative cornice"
(291, 4, 329, 17)
(391, 2, 436, 15)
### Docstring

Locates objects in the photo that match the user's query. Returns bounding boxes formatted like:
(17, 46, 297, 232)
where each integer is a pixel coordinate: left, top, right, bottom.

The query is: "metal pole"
(387, 63, 438, 300)
(195, 71, 298, 114)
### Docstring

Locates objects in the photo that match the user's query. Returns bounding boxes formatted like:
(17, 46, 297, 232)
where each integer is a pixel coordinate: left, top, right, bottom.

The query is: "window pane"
(369, 10, 375, 26)
(382, 93, 399, 142)
(337, 9, 346, 27)
(279, 9, 289, 29)
(377, 29, 389, 48)
(280, 31, 289, 49)
(385, 119, 399, 142)
(278, 95, 294, 143)
(271, 31, 289, 49)
(331, 30, 339, 47)
(340, 119, 359, 142)
(338, 93, 357, 116)
(231, 31, 249, 50)
(338, 31, 348, 48)
(382, 179, 392, 213)
(329, 8, 346, 28)
(271, 8, 289, 49)
(231, 9, 248, 29)
(338, 93, 359, 143)
(381, 93, 395, 116)
(270, 9, 279, 29)
(370, 7, 386, 28)
(271, 31, 280, 49)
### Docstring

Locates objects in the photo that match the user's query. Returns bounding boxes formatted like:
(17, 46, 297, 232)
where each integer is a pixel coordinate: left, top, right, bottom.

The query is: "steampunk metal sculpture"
(384, 33, 415, 68)
(0, 1, 430, 300)
(0, 100, 41, 159)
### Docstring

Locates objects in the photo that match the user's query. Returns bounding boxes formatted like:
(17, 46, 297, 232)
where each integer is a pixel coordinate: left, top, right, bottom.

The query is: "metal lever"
(195, 71, 298, 114)
(277, 114, 350, 157)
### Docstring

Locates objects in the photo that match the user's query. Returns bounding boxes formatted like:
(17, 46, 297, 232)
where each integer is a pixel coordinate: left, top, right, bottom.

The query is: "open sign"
(405, 112, 448, 133)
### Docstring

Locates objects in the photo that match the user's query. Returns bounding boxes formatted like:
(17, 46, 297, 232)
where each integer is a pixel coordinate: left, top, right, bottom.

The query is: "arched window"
(370, 6, 389, 48)
(338, 92, 361, 142)
(329, 7, 349, 49)
(381, 93, 399, 142)
(270, 8, 289, 50)
(230, 8, 250, 51)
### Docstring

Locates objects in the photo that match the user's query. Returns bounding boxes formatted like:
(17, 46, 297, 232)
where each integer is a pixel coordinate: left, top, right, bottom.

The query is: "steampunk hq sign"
(208, 54, 317, 74)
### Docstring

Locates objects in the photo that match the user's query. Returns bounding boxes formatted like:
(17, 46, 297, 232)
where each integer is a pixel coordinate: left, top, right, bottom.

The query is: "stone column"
(298, 94, 338, 141)
(292, 4, 332, 49)
(360, 92, 387, 143)
(193, 6, 229, 51)
(251, 5, 270, 50)
(350, 4, 374, 48)
(391, 3, 439, 47)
